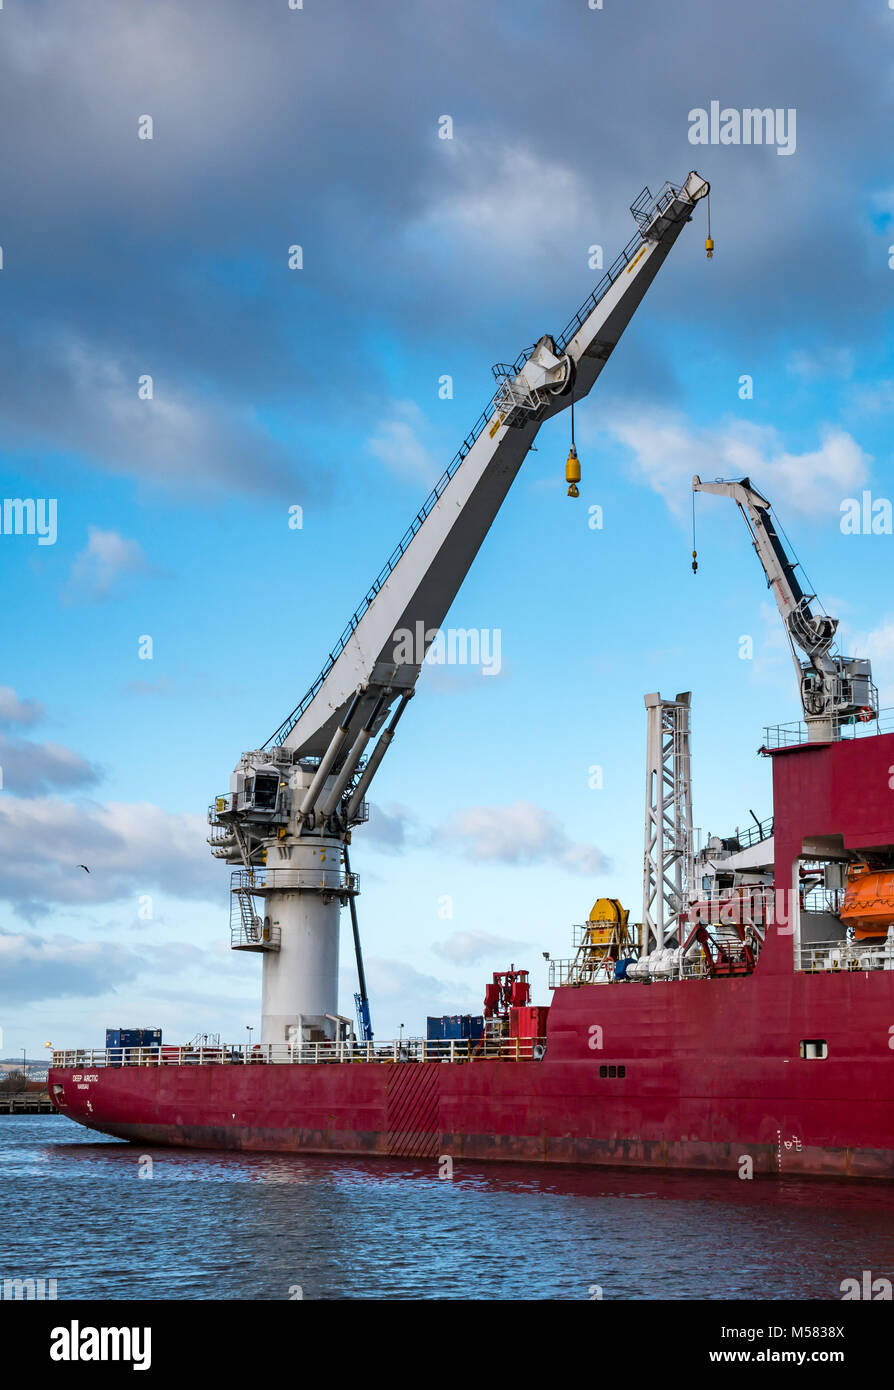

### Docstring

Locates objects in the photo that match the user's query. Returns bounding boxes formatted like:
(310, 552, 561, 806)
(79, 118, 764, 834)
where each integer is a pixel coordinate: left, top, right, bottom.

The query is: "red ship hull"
(49, 733, 894, 1178)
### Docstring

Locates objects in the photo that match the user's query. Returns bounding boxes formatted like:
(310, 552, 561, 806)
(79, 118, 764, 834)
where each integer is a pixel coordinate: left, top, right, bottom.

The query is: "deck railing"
(763, 704, 894, 749)
(51, 1036, 547, 1070)
(797, 938, 894, 974)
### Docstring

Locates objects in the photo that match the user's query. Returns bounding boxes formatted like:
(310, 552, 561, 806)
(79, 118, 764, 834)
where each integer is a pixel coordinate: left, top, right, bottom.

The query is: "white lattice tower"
(642, 692, 694, 953)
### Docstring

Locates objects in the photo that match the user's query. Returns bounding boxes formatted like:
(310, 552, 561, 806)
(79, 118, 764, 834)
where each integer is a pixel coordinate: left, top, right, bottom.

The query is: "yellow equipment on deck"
(572, 898, 638, 981)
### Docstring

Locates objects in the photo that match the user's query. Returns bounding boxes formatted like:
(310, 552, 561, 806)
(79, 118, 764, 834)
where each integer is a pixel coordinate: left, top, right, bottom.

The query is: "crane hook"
(691, 491, 698, 572)
(566, 444, 581, 498)
(566, 394, 581, 497)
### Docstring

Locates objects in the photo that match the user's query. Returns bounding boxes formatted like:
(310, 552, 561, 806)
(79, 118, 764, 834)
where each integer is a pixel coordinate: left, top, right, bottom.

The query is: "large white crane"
(692, 475, 876, 742)
(210, 171, 710, 1047)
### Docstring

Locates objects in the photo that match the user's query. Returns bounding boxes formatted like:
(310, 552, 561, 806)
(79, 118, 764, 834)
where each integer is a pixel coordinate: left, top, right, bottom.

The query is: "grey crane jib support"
(692, 474, 877, 739)
(297, 690, 363, 822)
(316, 692, 388, 823)
(345, 693, 413, 824)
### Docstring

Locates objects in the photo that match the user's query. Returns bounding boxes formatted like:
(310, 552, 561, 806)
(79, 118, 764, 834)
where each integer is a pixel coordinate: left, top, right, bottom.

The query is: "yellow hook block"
(565, 444, 581, 498)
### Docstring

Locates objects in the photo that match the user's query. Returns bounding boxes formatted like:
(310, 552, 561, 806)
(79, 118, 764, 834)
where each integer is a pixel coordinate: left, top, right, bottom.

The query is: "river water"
(3, 1115, 894, 1301)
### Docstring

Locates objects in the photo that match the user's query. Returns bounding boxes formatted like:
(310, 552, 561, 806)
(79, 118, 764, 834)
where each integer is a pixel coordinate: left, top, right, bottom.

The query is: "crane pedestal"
(260, 889, 341, 1046)
(251, 836, 356, 1046)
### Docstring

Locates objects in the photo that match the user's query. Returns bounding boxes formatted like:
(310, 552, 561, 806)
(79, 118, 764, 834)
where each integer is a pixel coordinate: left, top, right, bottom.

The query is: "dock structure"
(0, 1092, 57, 1115)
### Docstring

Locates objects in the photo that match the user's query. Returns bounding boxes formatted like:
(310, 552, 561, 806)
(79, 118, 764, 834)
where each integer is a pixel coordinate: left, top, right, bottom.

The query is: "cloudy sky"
(1, 0, 893, 1053)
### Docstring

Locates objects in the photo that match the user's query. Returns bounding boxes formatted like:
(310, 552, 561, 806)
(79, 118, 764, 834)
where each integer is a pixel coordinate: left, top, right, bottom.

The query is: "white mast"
(642, 692, 694, 954)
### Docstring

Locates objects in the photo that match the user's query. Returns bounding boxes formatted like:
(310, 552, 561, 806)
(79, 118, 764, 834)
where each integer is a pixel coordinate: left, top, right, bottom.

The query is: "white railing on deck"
(549, 957, 716, 987)
(51, 1036, 547, 1070)
(763, 705, 894, 749)
(797, 938, 894, 974)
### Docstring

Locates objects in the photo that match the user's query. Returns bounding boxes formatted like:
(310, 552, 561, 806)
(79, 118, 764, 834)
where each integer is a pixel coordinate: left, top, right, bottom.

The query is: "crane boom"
(692, 474, 876, 740)
(268, 170, 711, 767)
(210, 169, 710, 1048)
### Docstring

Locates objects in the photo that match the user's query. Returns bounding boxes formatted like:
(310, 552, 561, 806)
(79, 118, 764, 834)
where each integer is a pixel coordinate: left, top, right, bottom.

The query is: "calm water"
(3, 1115, 894, 1300)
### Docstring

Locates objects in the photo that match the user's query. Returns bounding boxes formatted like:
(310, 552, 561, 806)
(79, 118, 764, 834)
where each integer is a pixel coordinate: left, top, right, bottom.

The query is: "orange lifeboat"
(840, 863, 894, 939)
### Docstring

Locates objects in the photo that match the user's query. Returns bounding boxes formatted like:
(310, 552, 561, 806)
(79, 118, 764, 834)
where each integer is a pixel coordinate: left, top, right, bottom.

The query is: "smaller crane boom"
(692, 475, 877, 741)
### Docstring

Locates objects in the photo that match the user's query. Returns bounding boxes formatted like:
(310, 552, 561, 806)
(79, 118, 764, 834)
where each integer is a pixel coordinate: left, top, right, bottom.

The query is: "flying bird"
(77, 865, 90, 873)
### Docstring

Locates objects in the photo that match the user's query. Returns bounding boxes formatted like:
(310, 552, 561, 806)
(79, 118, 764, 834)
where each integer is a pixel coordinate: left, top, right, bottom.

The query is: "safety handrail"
(763, 701, 894, 750)
(50, 1037, 548, 1069)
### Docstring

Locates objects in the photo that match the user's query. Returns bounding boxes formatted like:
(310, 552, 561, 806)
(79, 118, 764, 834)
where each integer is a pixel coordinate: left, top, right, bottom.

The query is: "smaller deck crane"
(692, 475, 877, 741)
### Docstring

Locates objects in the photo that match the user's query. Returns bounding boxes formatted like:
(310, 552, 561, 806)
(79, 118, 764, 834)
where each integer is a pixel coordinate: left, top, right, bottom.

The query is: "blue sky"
(1, 0, 893, 1054)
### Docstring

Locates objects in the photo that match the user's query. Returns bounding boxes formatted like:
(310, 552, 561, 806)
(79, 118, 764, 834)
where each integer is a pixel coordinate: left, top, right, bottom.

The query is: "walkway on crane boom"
(264, 177, 700, 752)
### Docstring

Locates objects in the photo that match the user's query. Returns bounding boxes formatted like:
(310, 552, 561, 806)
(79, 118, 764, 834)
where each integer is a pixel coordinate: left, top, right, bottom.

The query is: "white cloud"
(2, 332, 297, 499)
(126, 676, 174, 696)
(436, 800, 607, 875)
(433, 929, 529, 965)
(347, 957, 459, 1006)
(786, 347, 854, 381)
(368, 401, 439, 485)
(0, 734, 100, 795)
(365, 802, 422, 853)
(65, 526, 152, 603)
(845, 379, 894, 415)
(0, 687, 44, 727)
(602, 411, 871, 520)
(0, 927, 210, 1004)
(770, 430, 870, 518)
(415, 143, 595, 258)
(0, 796, 219, 915)
(0, 928, 142, 1003)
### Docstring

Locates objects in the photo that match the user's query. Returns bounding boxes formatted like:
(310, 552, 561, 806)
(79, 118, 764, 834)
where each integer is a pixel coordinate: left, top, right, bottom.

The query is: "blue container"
(106, 1027, 161, 1049)
(428, 1015, 484, 1042)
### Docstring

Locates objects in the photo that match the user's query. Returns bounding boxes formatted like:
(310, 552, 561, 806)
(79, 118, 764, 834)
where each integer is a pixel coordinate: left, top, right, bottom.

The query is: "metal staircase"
(229, 872, 281, 952)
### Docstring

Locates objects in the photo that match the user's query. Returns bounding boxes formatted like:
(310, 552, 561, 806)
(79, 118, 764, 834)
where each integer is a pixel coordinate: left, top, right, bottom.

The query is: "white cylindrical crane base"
(260, 889, 341, 1045)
